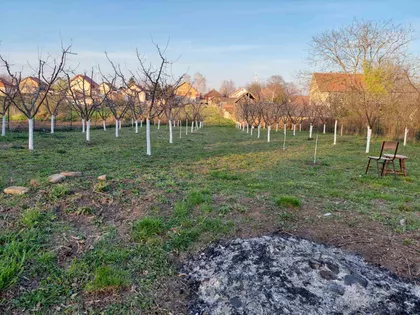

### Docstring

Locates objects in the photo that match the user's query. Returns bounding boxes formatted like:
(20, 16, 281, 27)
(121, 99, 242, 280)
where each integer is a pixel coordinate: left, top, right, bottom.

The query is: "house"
(0, 77, 13, 96)
(98, 82, 116, 95)
(203, 89, 222, 102)
(309, 72, 364, 105)
(70, 75, 99, 93)
(19, 77, 47, 94)
(176, 82, 200, 101)
(125, 83, 146, 102)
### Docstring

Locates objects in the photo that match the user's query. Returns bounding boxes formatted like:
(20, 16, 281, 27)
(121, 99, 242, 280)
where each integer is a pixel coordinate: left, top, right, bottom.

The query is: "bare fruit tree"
(44, 78, 68, 134)
(0, 76, 16, 136)
(220, 80, 236, 97)
(0, 44, 71, 150)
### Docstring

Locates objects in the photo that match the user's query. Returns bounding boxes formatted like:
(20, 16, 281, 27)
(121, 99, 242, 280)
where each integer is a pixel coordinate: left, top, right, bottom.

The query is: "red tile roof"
(313, 73, 364, 93)
(71, 74, 98, 88)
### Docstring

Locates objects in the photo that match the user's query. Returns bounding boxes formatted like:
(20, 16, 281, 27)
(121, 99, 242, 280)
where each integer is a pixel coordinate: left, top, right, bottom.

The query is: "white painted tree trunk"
(119, 119, 122, 130)
(195, 120, 199, 130)
(135, 120, 138, 134)
(293, 124, 296, 136)
(309, 124, 313, 139)
(1, 115, 5, 136)
(86, 120, 91, 142)
(103, 120, 106, 131)
(314, 135, 319, 164)
(200, 121, 203, 128)
(299, 123, 302, 132)
(284, 123, 287, 135)
(141, 120, 143, 128)
(246, 123, 249, 134)
(404, 127, 408, 146)
(169, 119, 173, 144)
(115, 119, 119, 137)
(257, 125, 261, 138)
(340, 125, 343, 136)
(366, 127, 372, 153)
(267, 126, 271, 142)
(323, 124, 326, 134)
(146, 119, 151, 156)
(28, 118, 34, 151)
(251, 126, 254, 136)
(186, 120, 188, 135)
(283, 131, 286, 150)
(173, 120, 176, 127)
(276, 123, 279, 132)
(82, 119, 85, 133)
(50, 115, 55, 134)
(333, 120, 338, 145)
(191, 121, 194, 133)
(158, 119, 160, 130)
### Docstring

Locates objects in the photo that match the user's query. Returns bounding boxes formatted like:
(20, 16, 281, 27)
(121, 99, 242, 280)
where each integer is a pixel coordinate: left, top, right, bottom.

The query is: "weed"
(85, 265, 130, 292)
(131, 217, 166, 242)
(275, 196, 301, 208)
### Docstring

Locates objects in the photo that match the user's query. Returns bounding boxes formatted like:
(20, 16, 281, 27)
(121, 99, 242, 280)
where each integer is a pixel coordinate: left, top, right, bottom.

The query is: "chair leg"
(381, 160, 387, 176)
(392, 161, 397, 179)
(366, 159, 372, 174)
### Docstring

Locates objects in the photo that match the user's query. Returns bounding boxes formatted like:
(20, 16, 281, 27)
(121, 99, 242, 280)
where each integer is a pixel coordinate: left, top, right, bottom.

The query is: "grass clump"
(85, 265, 130, 292)
(131, 217, 166, 242)
(275, 196, 301, 208)
(186, 190, 210, 206)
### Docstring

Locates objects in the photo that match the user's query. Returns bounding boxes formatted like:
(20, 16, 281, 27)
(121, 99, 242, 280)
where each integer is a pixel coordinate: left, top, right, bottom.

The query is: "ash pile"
(183, 235, 420, 315)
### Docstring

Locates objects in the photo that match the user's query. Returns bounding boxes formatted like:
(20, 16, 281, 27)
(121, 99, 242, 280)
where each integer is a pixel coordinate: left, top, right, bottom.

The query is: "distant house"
(19, 77, 47, 94)
(70, 75, 99, 93)
(0, 77, 13, 96)
(203, 89, 222, 102)
(309, 72, 364, 105)
(229, 87, 249, 99)
(98, 82, 116, 95)
(176, 82, 200, 101)
(125, 83, 146, 102)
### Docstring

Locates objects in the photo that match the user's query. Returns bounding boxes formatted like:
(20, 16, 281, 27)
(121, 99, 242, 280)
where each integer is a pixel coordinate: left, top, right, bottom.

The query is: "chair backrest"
(379, 141, 399, 159)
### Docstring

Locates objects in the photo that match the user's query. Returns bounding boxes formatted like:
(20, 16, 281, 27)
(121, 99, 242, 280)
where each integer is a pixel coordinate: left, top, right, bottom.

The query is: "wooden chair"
(365, 141, 399, 177)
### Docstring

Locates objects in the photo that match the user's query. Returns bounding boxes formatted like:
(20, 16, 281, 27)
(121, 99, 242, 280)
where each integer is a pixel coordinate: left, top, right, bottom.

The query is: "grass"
(0, 106, 419, 313)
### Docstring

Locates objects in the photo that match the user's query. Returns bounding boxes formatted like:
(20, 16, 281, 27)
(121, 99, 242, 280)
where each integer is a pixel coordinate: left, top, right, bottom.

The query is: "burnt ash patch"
(183, 235, 420, 315)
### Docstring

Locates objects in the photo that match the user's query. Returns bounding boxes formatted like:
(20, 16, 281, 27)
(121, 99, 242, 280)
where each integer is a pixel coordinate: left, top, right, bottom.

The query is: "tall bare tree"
(220, 80, 236, 97)
(44, 78, 68, 134)
(0, 44, 71, 150)
(0, 76, 16, 136)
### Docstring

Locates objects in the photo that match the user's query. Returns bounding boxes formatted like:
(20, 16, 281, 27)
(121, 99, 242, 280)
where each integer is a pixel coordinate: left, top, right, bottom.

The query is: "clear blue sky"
(1, 0, 419, 90)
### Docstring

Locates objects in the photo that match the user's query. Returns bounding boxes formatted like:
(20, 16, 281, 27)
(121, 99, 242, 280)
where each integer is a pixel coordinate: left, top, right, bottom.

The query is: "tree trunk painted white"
(158, 119, 160, 130)
(267, 126, 271, 142)
(251, 126, 254, 136)
(154, 120, 156, 126)
(284, 123, 287, 135)
(191, 120, 194, 133)
(119, 119, 122, 130)
(340, 125, 343, 136)
(195, 120, 199, 130)
(333, 120, 338, 145)
(246, 123, 249, 134)
(86, 120, 91, 142)
(309, 124, 313, 139)
(293, 124, 296, 136)
(257, 125, 261, 138)
(28, 118, 34, 151)
(50, 115, 55, 134)
(404, 127, 408, 146)
(103, 120, 106, 131)
(186, 120, 188, 135)
(115, 119, 119, 137)
(323, 124, 326, 134)
(299, 123, 302, 132)
(135, 120, 138, 134)
(141, 120, 143, 128)
(146, 119, 151, 156)
(276, 123, 279, 132)
(314, 135, 319, 164)
(283, 131, 286, 150)
(169, 119, 173, 144)
(82, 119, 85, 133)
(200, 121, 203, 128)
(173, 120, 176, 127)
(1, 115, 5, 136)
(366, 127, 372, 153)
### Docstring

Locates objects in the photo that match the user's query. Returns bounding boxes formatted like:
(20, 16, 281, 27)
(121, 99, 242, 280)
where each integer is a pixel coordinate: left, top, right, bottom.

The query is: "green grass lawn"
(1, 109, 419, 314)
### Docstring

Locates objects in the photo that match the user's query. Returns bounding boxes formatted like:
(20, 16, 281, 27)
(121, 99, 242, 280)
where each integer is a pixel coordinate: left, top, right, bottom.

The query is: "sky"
(1, 0, 420, 90)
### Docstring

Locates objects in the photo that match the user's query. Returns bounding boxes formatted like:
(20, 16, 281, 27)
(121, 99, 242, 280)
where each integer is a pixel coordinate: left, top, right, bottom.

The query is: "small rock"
(98, 175, 107, 181)
(29, 179, 39, 187)
(344, 274, 368, 288)
(48, 174, 66, 184)
(60, 171, 82, 177)
(400, 219, 406, 226)
(327, 283, 345, 296)
(230, 297, 242, 308)
(4, 186, 30, 195)
(319, 270, 337, 280)
(323, 213, 332, 217)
